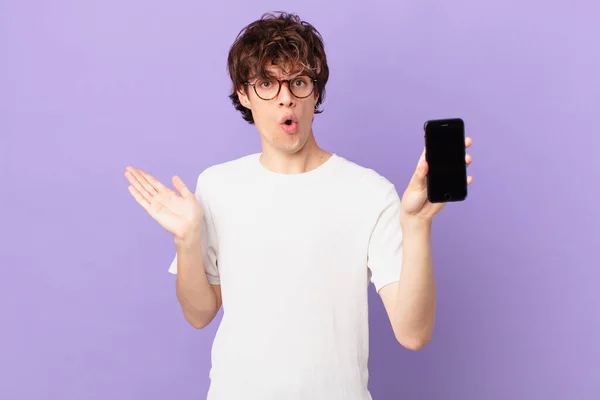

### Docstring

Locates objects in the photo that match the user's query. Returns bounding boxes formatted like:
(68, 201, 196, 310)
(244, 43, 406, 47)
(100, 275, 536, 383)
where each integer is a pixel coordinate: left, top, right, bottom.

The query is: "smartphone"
(423, 118, 468, 203)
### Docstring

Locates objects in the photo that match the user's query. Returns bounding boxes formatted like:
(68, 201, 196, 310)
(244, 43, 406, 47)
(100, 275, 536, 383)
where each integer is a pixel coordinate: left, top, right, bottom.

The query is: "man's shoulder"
(196, 153, 260, 185)
(335, 154, 396, 192)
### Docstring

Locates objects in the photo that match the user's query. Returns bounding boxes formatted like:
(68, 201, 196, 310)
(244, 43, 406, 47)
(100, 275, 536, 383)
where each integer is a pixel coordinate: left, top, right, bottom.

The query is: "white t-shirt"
(168, 153, 403, 400)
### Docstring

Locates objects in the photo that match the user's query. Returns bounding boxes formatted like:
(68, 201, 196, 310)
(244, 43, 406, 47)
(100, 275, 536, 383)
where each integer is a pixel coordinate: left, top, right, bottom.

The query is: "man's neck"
(259, 136, 332, 175)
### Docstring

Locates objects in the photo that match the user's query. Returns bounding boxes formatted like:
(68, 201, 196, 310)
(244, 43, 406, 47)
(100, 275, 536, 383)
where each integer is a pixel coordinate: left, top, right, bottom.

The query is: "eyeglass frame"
(244, 76, 318, 100)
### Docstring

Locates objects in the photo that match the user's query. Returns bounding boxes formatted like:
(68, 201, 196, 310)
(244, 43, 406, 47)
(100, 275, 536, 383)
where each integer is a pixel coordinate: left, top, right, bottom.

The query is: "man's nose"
(278, 81, 294, 106)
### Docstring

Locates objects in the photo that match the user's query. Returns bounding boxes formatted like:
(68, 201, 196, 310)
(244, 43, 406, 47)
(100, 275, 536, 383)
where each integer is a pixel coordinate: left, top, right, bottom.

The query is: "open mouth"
(281, 118, 298, 133)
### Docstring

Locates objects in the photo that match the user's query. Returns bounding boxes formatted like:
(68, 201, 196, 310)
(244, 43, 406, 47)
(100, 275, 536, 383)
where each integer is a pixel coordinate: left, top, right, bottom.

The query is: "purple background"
(2, 0, 599, 399)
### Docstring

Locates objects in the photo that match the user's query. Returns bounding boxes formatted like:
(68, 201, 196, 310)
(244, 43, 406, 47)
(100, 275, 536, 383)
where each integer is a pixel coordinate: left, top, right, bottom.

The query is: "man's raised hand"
(125, 166, 203, 240)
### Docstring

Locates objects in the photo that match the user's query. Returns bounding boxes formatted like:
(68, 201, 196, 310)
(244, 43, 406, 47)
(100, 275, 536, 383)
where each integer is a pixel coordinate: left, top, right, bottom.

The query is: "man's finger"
(126, 166, 160, 196)
(137, 168, 169, 193)
(128, 185, 151, 212)
(172, 176, 193, 199)
(125, 171, 153, 203)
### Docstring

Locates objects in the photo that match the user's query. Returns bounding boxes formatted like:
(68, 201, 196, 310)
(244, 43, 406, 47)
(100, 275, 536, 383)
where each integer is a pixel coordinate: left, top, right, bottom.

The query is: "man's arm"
(174, 230, 222, 329)
(124, 166, 221, 328)
(377, 138, 473, 350)
(379, 218, 435, 351)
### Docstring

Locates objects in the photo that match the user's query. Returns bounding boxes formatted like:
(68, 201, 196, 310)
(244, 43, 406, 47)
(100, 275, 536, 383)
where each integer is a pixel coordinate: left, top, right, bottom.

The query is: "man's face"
(237, 65, 319, 155)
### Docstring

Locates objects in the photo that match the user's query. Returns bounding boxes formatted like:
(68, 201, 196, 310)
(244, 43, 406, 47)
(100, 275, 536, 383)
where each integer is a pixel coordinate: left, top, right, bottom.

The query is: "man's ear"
(237, 86, 252, 109)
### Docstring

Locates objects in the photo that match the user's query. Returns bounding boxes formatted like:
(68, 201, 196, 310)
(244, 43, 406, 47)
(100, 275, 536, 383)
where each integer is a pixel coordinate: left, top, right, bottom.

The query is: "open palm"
(125, 166, 203, 239)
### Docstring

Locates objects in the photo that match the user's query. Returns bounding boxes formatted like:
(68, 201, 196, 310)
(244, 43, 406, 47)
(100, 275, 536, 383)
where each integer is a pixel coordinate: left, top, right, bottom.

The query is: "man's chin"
(279, 137, 309, 154)
(260, 126, 312, 154)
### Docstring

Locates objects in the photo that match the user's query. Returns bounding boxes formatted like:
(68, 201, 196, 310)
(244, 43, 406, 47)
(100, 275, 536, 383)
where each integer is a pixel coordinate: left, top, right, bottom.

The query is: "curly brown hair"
(226, 12, 329, 124)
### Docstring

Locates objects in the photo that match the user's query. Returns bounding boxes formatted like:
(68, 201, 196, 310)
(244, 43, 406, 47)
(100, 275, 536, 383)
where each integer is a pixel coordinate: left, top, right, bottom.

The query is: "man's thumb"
(409, 160, 428, 190)
(172, 176, 193, 198)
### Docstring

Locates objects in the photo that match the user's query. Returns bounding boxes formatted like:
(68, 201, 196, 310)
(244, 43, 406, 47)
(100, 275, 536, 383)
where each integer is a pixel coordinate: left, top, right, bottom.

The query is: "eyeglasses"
(245, 76, 317, 100)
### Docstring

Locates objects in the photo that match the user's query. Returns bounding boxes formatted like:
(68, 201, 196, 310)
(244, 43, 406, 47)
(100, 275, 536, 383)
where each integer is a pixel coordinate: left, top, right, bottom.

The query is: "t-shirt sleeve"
(167, 172, 220, 285)
(367, 182, 403, 292)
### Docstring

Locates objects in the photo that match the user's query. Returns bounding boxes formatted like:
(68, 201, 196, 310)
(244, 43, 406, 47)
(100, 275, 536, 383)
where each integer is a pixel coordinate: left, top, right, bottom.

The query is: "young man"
(125, 12, 473, 400)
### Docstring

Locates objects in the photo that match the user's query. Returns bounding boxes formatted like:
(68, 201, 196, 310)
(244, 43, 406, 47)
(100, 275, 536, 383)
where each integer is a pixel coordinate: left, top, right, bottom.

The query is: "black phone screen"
(424, 118, 468, 203)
